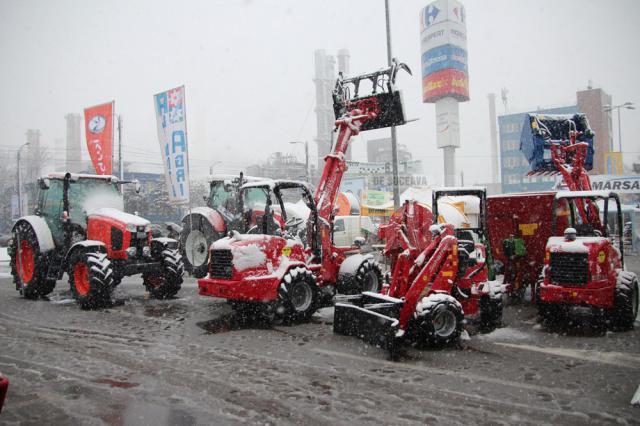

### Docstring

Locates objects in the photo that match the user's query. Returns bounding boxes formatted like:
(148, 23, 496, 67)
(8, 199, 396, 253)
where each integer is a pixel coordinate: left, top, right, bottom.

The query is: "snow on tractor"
(334, 188, 504, 356)
(180, 173, 266, 278)
(197, 59, 411, 322)
(537, 191, 638, 328)
(9, 172, 184, 308)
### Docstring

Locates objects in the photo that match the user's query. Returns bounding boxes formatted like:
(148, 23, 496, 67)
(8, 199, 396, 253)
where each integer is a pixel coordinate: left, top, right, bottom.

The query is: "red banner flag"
(84, 102, 114, 175)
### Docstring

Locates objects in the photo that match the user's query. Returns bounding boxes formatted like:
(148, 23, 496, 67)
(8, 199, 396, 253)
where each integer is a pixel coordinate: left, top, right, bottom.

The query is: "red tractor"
(334, 189, 504, 355)
(197, 60, 411, 321)
(180, 173, 266, 277)
(537, 191, 638, 328)
(9, 172, 184, 308)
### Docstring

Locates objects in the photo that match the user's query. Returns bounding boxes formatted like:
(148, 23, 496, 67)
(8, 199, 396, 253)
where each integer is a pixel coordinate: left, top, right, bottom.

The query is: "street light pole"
(603, 102, 635, 153)
(17, 142, 30, 217)
(290, 141, 309, 182)
(385, 0, 400, 210)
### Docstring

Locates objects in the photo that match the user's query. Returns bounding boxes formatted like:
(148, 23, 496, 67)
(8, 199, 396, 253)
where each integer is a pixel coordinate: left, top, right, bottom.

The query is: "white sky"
(1, 0, 639, 185)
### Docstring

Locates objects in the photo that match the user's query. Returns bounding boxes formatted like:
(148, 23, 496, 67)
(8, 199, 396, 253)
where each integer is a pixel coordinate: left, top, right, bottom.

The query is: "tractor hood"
(211, 232, 305, 277)
(88, 207, 150, 228)
(546, 236, 607, 254)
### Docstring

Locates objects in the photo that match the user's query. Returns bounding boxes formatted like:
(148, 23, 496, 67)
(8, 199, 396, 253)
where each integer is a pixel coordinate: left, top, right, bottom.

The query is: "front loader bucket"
(334, 293, 404, 355)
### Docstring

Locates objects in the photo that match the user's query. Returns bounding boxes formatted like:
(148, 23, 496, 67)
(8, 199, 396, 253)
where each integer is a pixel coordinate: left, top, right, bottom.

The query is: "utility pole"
(17, 142, 30, 217)
(290, 141, 310, 182)
(385, 0, 400, 209)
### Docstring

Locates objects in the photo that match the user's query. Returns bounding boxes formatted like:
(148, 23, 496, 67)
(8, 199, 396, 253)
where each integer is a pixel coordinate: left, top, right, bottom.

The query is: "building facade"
(498, 87, 614, 193)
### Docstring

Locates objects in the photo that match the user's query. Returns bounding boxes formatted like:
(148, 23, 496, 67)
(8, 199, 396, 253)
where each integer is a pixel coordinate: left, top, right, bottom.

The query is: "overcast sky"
(1, 0, 639, 185)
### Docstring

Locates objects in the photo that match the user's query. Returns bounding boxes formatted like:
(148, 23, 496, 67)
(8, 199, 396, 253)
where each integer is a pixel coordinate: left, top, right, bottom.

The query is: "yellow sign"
(281, 247, 292, 257)
(519, 223, 539, 236)
(604, 152, 623, 175)
(597, 250, 606, 264)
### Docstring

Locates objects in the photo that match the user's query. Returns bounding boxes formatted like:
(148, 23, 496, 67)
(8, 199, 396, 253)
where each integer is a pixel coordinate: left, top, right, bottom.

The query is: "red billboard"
(422, 68, 469, 103)
(84, 102, 114, 175)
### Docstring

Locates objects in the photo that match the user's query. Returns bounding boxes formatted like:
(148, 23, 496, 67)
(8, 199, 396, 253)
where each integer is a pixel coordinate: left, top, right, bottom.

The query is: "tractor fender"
(338, 253, 374, 277)
(151, 237, 179, 257)
(12, 216, 55, 252)
(276, 261, 308, 282)
(64, 240, 107, 265)
(181, 207, 226, 234)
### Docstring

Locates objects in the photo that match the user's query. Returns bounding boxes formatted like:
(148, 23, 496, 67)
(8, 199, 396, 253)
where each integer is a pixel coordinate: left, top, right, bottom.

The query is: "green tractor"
(9, 172, 184, 308)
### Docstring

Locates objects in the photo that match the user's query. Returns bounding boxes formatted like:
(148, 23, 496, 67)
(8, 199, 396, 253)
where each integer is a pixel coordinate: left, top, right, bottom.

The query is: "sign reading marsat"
(590, 175, 640, 194)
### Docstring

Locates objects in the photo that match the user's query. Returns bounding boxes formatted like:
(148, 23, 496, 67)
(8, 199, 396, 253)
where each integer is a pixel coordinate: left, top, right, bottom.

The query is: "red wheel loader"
(197, 60, 411, 322)
(334, 189, 504, 356)
(515, 113, 638, 326)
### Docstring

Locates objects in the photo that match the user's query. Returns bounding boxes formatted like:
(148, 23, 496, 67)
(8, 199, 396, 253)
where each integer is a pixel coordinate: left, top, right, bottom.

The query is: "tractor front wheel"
(611, 271, 639, 330)
(9, 222, 56, 299)
(181, 215, 222, 278)
(278, 268, 318, 323)
(68, 250, 114, 309)
(414, 293, 464, 347)
(353, 259, 383, 294)
(143, 249, 184, 299)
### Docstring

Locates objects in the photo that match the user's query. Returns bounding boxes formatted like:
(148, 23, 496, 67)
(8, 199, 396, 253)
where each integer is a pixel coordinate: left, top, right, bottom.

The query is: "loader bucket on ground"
(520, 113, 594, 173)
(334, 293, 404, 354)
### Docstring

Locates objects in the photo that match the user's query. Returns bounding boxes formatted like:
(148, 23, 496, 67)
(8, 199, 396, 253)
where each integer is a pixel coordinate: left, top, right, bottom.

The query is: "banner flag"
(154, 86, 190, 203)
(84, 101, 114, 175)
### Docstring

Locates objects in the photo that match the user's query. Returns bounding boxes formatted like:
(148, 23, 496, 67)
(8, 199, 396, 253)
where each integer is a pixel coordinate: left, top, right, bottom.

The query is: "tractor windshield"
(69, 179, 123, 224)
(208, 181, 234, 211)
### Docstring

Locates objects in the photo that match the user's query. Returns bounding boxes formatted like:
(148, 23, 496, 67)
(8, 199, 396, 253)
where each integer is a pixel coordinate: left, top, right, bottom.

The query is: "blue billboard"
(421, 44, 468, 78)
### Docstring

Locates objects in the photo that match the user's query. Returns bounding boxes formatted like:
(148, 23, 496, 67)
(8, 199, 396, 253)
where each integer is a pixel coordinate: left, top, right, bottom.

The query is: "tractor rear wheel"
(278, 268, 318, 323)
(414, 293, 464, 347)
(353, 259, 383, 294)
(611, 271, 639, 330)
(143, 249, 184, 299)
(181, 215, 222, 278)
(68, 249, 114, 309)
(10, 222, 56, 299)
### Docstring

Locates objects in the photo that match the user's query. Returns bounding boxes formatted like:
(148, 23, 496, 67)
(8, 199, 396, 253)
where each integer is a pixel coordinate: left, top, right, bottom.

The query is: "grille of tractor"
(550, 252, 589, 285)
(129, 227, 149, 257)
(210, 249, 233, 278)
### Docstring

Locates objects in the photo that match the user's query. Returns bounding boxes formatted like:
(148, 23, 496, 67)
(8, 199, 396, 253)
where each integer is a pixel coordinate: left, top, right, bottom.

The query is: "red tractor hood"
(87, 207, 150, 228)
(546, 236, 607, 254)
(210, 232, 306, 277)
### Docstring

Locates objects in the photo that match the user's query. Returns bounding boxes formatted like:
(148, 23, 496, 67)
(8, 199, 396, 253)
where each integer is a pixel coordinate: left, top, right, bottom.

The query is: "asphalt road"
(1, 258, 639, 425)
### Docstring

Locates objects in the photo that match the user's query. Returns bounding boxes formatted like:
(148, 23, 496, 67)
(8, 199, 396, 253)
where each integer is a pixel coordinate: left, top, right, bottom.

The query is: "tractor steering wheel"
(285, 216, 304, 231)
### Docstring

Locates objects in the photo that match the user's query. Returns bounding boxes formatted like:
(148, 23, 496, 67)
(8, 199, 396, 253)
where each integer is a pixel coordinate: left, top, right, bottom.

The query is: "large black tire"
(353, 259, 383, 294)
(68, 249, 114, 309)
(479, 280, 505, 331)
(611, 271, 639, 330)
(9, 222, 56, 299)
(413, 293, 464, 347)
(277, 267, 318, 323)
(143, 249, 184, 299)
(181, 215, 223, 278)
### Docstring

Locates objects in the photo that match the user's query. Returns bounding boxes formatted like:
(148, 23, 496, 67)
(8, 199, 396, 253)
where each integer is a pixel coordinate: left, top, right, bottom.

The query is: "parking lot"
(0, 257, 639, 425)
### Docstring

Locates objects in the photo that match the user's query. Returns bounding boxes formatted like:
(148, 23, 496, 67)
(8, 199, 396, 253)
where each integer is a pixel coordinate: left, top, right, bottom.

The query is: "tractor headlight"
(125, 223, 137, 232)
(125, 247, 137, 257)
(142, 246, 151, 257)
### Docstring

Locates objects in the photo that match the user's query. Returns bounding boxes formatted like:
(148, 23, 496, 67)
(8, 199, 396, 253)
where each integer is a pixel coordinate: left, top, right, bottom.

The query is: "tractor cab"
(432, 188, 493, 281)
(238, 180, 320, 257)
(36, 173, 128, 247)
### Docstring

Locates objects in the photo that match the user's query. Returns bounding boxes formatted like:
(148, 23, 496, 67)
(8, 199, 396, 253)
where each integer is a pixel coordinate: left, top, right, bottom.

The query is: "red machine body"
(0, 374, 7, 414)
(198, 61, 411, 320)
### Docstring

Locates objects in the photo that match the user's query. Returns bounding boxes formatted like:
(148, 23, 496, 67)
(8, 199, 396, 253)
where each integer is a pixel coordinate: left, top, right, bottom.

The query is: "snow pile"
(415, 292, 462, 317)
(481, 279, 507, 299)
(547, 237, 589, 253)
(480, 327, 530, 341)
(231, 244, 266, 271)
(631, 385, 640, 407)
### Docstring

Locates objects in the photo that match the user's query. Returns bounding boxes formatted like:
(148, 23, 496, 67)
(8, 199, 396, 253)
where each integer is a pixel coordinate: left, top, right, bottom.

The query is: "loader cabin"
(552, 190, 624, 267)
